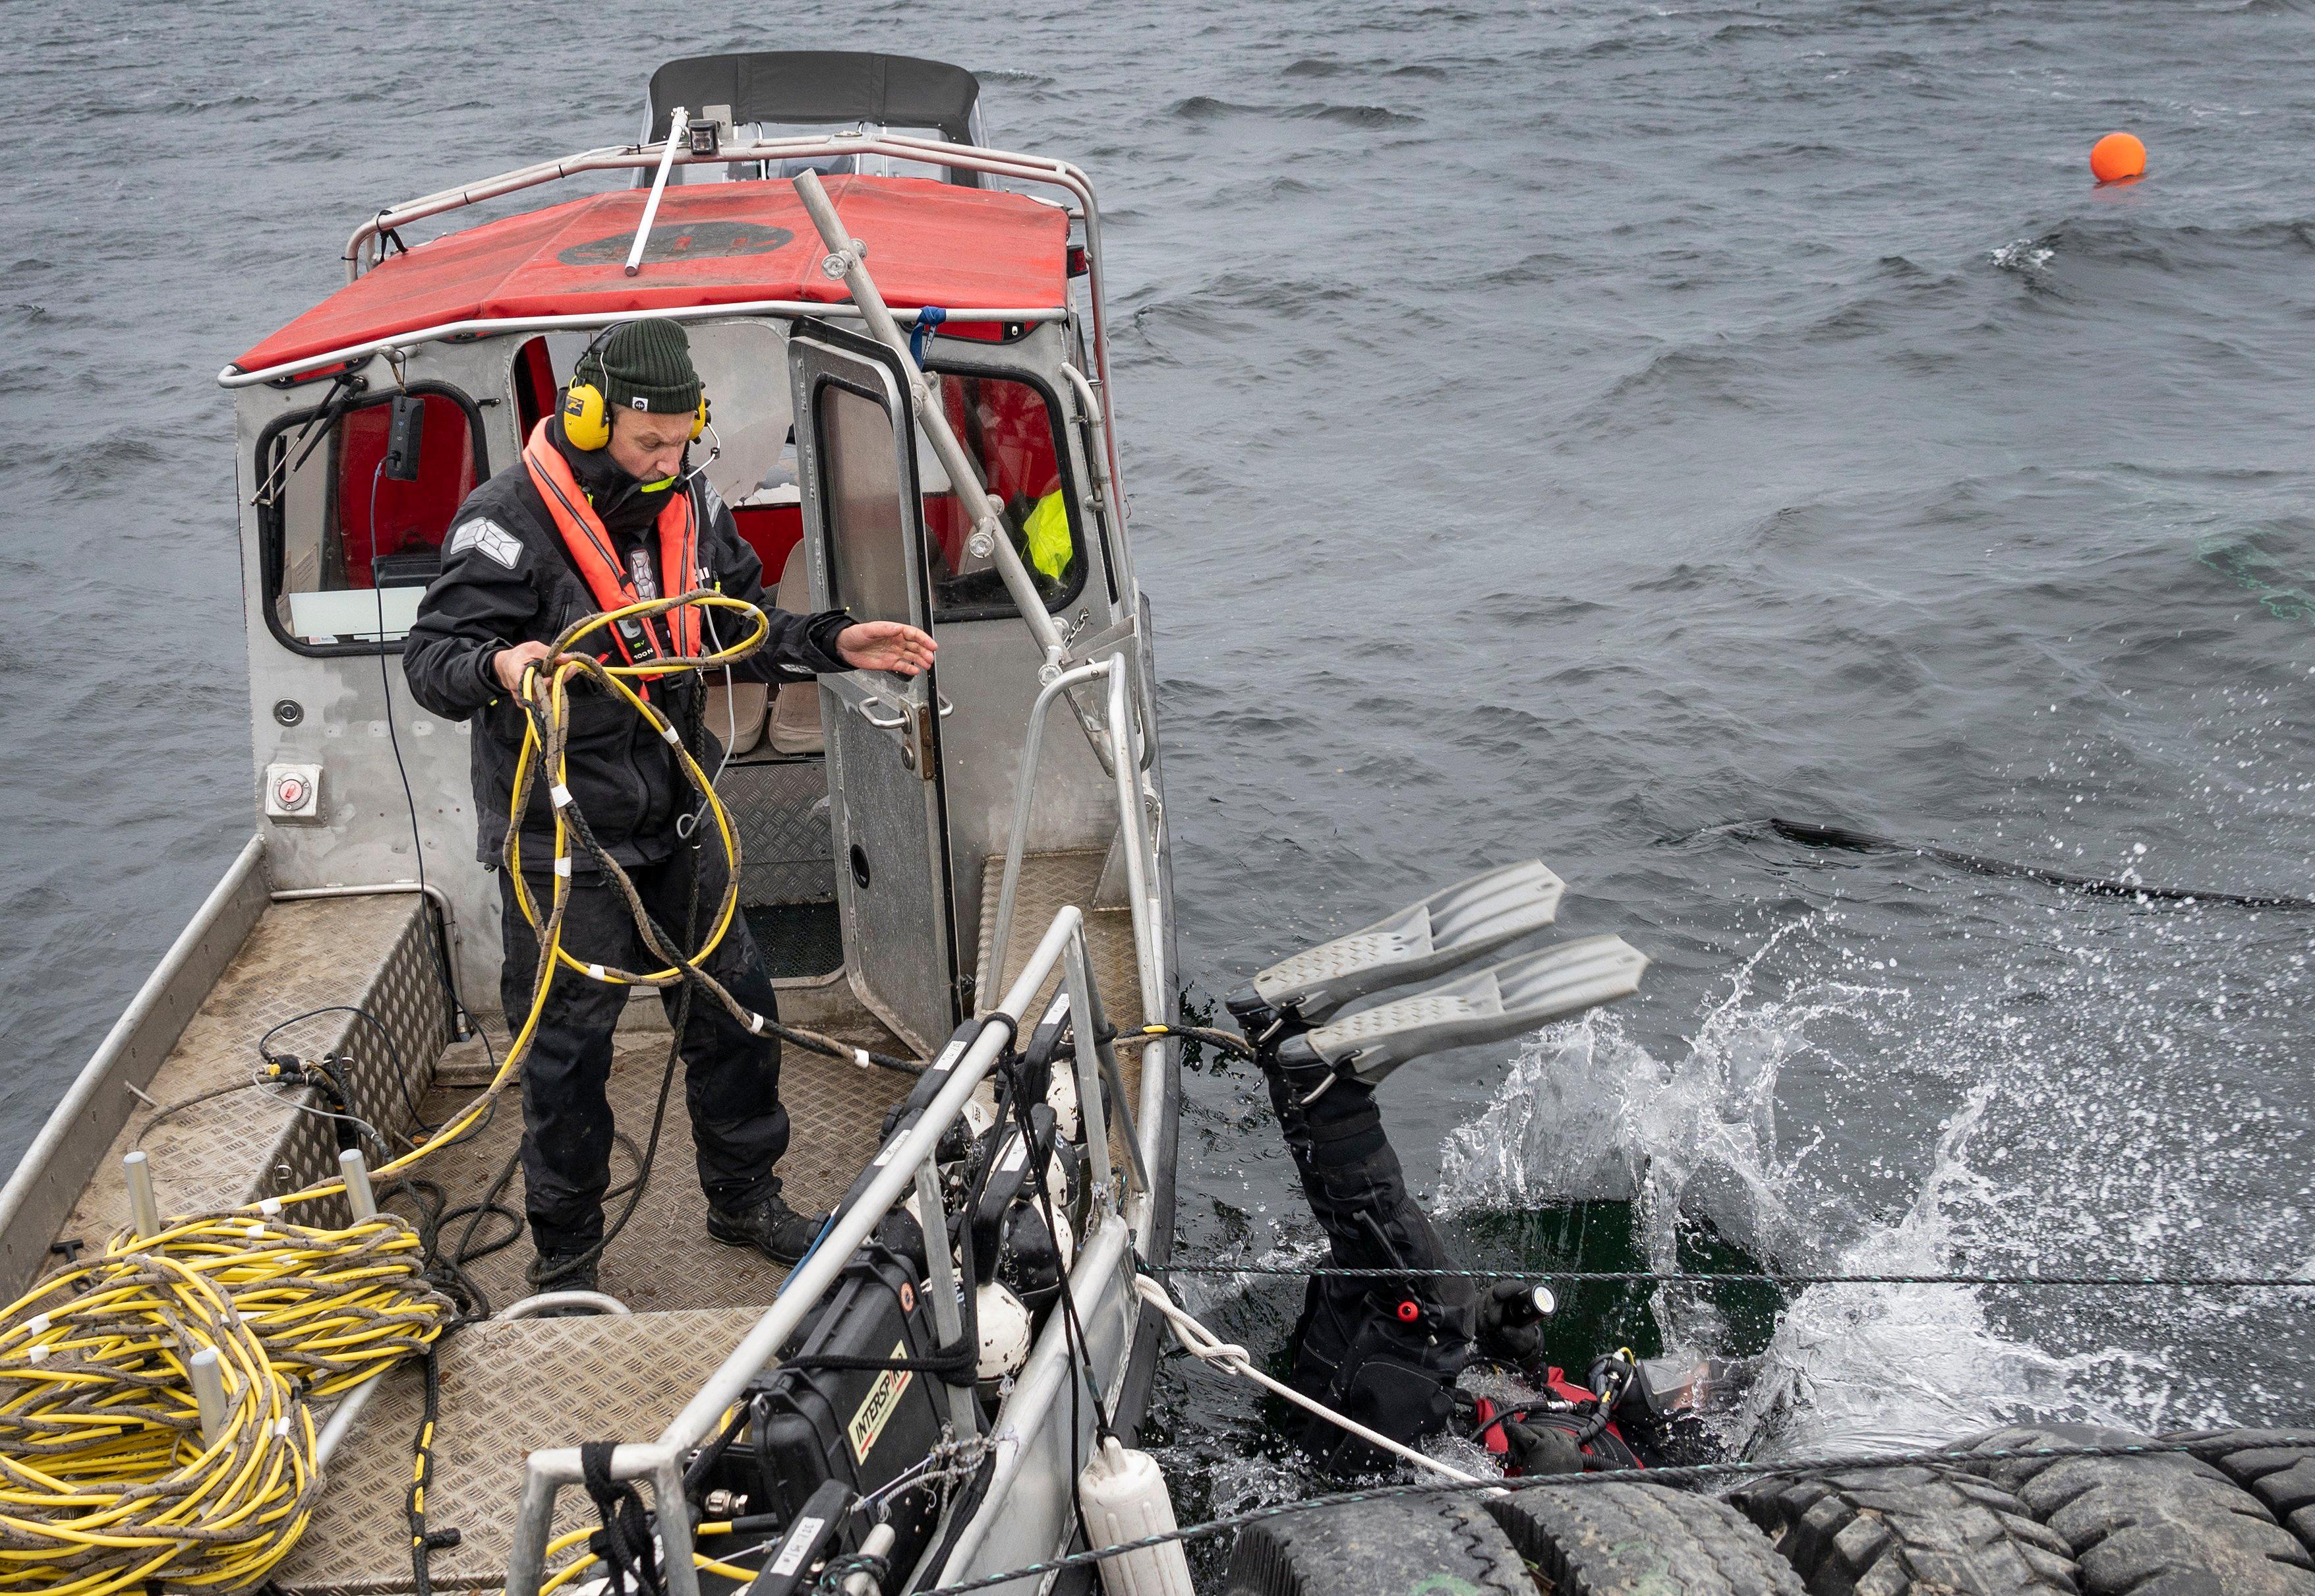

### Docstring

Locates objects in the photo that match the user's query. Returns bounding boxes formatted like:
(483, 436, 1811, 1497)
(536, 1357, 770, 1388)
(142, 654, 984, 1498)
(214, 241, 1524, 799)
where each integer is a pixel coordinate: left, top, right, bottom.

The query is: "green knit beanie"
(586, 318, 703, 416)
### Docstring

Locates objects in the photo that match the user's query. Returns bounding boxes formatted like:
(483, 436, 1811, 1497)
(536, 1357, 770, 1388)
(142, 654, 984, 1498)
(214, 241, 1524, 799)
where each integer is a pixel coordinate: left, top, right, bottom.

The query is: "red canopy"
(233, 175, 1067, 374)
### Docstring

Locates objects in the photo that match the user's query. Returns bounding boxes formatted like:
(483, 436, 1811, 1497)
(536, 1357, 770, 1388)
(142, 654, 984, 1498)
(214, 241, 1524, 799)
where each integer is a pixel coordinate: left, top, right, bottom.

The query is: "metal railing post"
(914, 1155, 978, 1437)
(1061, 942, 1148, 1200)
(1105, 665, 1162, 1020)
(654, 1458, 700, 1596)
(504, 1470, 562, 1596)
(985, 659, 1113, 1005)
(1057, 929, 1113, 1206)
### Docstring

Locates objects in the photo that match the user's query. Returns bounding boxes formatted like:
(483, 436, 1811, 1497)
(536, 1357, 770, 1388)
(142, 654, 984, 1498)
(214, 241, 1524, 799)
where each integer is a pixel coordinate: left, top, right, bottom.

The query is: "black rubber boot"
(527, 1254, 602, 1316)
(706, 1185, 826, 1265)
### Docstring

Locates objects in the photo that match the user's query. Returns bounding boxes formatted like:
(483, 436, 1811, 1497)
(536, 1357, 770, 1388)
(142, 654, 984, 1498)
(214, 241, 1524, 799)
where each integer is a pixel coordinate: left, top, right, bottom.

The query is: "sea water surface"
(3, 0, 2312, 1536)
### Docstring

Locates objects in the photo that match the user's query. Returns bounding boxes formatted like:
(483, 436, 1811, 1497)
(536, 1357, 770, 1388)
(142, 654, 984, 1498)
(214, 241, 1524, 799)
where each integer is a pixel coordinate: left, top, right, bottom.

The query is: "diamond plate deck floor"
(55, 895, 447, 1247)
(403, 1019, 916, 1315)
(285, 1008, 914, 1595)
(277, 1308, 761, 1596)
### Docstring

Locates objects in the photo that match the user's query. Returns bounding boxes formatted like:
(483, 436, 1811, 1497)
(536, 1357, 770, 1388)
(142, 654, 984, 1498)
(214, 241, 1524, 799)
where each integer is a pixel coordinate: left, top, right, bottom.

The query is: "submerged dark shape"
(1764, 816, 2315, 910)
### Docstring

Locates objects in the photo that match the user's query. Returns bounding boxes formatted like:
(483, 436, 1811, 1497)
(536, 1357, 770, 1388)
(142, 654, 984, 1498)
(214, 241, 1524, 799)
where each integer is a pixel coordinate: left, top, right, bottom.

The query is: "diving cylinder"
(1077, 1436, 1193, 1596)
(1045, 1065, 1080, 1142)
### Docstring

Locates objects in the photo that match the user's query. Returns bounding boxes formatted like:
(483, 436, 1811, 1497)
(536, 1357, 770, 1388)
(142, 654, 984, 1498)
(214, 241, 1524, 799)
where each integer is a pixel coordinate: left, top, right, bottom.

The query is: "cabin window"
(254, 385, 486, 653)
(919, 369, 1086, 621)
(816, 381, 917, 624)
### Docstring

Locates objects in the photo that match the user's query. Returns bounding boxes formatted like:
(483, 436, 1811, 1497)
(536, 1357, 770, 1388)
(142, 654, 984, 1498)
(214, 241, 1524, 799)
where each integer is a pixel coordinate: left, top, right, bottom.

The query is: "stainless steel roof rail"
(326, 128, 1125, 503)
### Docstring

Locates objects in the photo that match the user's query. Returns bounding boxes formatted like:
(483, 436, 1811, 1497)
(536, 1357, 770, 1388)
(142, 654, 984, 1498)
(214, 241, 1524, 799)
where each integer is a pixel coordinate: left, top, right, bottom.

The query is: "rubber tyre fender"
(1732, 1463, 2080, 1595)
(1221, 1494, 1529, 1596)
(1948, 1423, 2315, 1596)
(2161, 1429, 2315, 1561)
(1486, 1479, 1807, 1595)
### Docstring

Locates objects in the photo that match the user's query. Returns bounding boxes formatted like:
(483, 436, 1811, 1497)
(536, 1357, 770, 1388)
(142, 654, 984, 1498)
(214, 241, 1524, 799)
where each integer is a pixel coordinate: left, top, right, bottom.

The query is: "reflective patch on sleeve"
(447, 517, 524, 570)
(698, 477, 726, 521)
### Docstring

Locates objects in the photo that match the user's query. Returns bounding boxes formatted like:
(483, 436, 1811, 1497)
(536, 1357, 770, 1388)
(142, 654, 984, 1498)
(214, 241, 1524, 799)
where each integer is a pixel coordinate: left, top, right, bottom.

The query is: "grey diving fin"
(1243, 859, 1566, 1024)
(1272, 935, 1647, 1090)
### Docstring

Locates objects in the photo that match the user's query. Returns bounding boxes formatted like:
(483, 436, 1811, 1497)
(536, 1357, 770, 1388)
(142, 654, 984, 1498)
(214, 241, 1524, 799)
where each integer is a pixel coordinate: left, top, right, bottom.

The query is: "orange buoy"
(2090, 131, 2147, 183)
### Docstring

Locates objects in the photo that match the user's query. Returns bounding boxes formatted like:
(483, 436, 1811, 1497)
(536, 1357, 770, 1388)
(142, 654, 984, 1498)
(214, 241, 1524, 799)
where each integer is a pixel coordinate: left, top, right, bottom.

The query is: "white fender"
(1077, 1436, 1194, 1596)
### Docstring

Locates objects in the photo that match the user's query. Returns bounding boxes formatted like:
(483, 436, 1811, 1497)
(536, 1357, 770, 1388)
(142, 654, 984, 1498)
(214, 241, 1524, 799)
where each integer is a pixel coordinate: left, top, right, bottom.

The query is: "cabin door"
(790, 325, 957, 1056)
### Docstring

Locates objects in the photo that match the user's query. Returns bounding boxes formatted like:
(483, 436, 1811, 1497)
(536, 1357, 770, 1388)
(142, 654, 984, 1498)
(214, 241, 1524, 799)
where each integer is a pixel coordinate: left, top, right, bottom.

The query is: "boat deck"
(31, 851, 1147, 1596)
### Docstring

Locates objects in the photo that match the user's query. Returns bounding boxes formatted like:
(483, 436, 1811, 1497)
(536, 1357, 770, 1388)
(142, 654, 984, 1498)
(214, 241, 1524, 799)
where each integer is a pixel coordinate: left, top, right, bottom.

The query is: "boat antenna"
(626, 107, 689, 277)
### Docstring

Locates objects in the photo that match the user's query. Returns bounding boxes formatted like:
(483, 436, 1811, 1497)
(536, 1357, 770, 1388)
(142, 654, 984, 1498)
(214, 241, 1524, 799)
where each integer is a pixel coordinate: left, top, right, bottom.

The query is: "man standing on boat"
(403, 318, 935, 1293)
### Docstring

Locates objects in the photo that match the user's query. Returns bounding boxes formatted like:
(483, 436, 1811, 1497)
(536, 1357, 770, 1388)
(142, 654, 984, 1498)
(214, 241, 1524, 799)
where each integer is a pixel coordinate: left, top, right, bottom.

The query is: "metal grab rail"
(501, 906, 1127, 1596)
(983, 653, 1165, 1046)
(215, 300, 1066, 391)
(985, 659, 1113, 1001)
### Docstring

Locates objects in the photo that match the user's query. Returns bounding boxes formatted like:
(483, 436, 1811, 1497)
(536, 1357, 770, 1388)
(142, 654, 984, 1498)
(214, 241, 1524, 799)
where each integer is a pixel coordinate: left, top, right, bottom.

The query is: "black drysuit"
(1261, 1059, 1479, 1474)
(403, 418, 853, 1256)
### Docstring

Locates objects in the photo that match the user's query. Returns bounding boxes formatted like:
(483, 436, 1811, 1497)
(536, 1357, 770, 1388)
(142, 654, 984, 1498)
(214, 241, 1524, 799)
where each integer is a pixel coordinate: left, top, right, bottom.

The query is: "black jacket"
(403, 419, 852, 870)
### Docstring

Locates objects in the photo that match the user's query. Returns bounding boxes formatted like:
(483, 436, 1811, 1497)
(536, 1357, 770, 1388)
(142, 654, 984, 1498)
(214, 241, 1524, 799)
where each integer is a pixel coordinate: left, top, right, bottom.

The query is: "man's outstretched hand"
(837, 620, 938, 677)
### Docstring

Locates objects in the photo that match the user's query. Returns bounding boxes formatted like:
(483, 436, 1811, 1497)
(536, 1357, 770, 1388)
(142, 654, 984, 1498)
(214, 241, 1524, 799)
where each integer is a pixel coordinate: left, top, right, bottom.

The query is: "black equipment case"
(738, 1245, 952, 1570)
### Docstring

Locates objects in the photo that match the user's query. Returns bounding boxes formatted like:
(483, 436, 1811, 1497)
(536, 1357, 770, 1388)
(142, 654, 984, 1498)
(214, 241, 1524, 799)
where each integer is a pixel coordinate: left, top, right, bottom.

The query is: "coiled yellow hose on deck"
(0, 593, 771, 1596)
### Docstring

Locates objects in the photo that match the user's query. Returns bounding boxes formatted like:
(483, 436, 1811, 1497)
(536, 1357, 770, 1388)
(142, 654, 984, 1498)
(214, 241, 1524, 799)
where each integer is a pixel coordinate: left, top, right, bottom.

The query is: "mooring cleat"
(1239, 860, 1568, 1026)
(1271, 934, 1647, 1088)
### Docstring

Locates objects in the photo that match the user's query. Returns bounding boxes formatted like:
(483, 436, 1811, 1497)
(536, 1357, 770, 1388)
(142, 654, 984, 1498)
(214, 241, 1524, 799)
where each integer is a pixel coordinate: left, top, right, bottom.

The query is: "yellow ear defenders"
(560, 322, 710, 451)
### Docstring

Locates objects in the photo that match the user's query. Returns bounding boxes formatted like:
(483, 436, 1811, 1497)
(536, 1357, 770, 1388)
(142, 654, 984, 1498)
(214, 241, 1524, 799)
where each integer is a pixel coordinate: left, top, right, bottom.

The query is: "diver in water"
(1222, 862, 1706, 1477)
(1229, 985, 1601, 1476)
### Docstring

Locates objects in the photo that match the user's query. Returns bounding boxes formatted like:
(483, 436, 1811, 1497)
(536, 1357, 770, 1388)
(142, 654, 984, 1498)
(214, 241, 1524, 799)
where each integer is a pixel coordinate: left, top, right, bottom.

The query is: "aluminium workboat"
(0, 51, 1178, 1596)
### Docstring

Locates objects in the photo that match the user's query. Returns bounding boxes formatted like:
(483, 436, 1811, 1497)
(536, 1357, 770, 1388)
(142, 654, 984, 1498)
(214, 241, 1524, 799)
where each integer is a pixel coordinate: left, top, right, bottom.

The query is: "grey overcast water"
(4, 0, 2312, 1531)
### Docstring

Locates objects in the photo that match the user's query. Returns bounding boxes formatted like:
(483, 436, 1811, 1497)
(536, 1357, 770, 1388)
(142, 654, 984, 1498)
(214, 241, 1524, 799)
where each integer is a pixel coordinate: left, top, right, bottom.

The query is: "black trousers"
(1264, 1064, 1478, 1473)
(496, 846, 788, 1258)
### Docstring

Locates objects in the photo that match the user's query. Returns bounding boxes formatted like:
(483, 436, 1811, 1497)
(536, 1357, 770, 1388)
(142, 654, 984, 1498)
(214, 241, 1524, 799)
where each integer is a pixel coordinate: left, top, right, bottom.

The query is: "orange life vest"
(521, 419, 702, 676)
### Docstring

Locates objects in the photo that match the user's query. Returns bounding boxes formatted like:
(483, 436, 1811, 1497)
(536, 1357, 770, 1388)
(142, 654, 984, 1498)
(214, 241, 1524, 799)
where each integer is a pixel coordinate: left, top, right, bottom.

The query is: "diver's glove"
(1474, 1279, 1552, 1365)
(1500, 1418, 1584, 1476)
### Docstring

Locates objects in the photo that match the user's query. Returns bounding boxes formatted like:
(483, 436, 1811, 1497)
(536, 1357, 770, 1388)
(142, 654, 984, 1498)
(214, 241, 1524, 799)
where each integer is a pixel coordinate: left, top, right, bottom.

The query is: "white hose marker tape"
(854, 1049, 871, 1069)
(660, 723, 683, 745)
(25, 1344, 46, 1363)
(258, 1198, 283, 1217)
(587, 963, 608, 982)
(555, 857, 573, 877)
(26, 1314, 48, 1336)
(274, 1417, 291, 1438)
(550, 784, 573, 809)
(745, 1012, 766, 1035)
(247, 1222, 268, 1239)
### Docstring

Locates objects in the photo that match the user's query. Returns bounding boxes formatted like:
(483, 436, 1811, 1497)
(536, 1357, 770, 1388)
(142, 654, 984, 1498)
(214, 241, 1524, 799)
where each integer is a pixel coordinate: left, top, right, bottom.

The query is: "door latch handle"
(857, 695, 908, 730)
(936, 693, 955, 719)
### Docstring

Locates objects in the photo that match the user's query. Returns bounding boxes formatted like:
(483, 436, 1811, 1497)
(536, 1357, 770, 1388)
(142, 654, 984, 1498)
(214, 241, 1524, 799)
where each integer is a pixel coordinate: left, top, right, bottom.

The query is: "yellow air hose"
(0, 591, 805, 1596)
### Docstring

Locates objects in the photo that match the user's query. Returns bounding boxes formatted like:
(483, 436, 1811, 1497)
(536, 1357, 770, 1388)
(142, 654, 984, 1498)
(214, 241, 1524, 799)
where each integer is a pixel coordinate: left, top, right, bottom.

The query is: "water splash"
(1432, 913, 2211, 1454)
(1438, 916, 1892, 1269)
